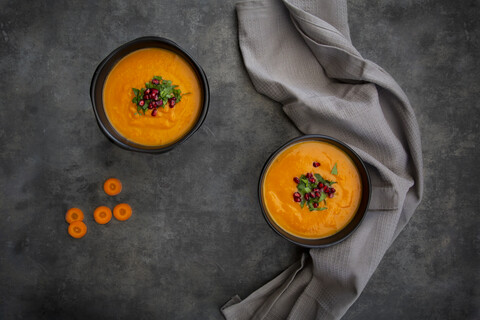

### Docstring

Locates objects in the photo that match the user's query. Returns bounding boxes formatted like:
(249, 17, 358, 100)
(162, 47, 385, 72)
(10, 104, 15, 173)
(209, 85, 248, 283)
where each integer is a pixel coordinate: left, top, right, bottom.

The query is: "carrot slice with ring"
(103, 178, 122, 196)
(65, 208, 84, 224)
(113, 203, 132, 221)
(68, 221, 87, 239)
(94, 206, 112, 224)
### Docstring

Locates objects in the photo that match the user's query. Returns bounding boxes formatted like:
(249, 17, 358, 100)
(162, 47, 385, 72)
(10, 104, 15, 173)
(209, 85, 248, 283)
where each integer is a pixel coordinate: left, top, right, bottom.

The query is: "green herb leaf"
(331, 163, 338, 175)
(132, 88, 140, 96)
(297, 182, 307, 193)
(314, 173, 336, 187)
(307, 201, 314, 211)
(300, 199, 305, 208)
(314, 173, 329, 186)
(317, 192, 327, 202)
(311, 207, 327, 211)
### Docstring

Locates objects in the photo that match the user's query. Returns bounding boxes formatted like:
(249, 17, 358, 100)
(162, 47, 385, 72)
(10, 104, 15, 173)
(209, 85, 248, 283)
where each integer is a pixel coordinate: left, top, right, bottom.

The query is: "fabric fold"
(223, 0, 423, 319)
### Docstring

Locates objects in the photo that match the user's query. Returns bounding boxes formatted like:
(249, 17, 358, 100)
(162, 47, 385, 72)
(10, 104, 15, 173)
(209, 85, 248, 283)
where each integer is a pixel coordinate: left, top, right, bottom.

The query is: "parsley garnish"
(295, 173, 335, 211)
(331, 163, 338, 175)
(131, 76, 188, 115)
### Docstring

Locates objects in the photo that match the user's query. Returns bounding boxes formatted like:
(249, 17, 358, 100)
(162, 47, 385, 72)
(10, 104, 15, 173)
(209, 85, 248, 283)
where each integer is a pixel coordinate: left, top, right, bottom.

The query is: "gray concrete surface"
(0, 0, 478, 319)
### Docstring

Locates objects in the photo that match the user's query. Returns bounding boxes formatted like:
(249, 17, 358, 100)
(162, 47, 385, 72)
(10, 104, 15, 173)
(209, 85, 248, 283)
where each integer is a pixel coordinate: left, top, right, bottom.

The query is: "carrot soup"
(102, 48, 202, 146)
(262, 141, 362, 239)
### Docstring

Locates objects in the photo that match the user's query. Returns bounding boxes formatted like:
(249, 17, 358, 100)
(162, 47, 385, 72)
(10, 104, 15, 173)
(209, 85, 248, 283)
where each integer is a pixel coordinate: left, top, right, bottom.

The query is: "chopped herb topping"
(292, 172, 336, 211)
(131, 76, 189, 116)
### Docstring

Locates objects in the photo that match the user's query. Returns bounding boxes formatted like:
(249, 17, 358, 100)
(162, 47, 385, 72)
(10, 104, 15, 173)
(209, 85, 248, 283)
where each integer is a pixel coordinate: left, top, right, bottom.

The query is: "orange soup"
(103, 48, 202, 146)
(262, 141, 362, 239)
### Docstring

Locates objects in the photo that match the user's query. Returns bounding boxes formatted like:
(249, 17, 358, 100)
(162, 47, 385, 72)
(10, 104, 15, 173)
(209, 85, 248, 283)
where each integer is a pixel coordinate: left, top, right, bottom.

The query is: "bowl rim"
(90, 36, 210, 153)
(258, 134, 371, 248)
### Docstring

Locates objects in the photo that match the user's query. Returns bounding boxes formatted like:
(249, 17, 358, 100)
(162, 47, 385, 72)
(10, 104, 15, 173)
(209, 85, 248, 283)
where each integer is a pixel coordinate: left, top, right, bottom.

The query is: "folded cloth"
(221, 0, 424, 319)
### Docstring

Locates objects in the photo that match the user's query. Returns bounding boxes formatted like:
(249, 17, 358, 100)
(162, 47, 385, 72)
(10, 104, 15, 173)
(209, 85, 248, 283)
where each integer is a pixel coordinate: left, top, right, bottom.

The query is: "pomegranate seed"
(313, 161, 320, 167)
(138, 100, 145, 106)
(151, 88, 159, 94)
(329, 193, 334, 198)
(293, 177, 300, 184)
(294, 192, 301, 198)
(294, 196, 301, 203)
(308, 178, 316, 183)
(323, 186, 329, 192)
(145, 89, 151, 95)
(313, 202, 319, 208)
(330, 188, 336, 193)
(168, 97, 176, 108)
(318, 183, 324, 188)
(148, 102, 155, 109)
(315, 191, 321, 198)
(154, 95, 160, 101)
(151, 109, 158, 116)
(310, 192, 316, 198)
(143, 94, 149, 100)
(152, 79, 159, 85)
(313, 188, 320, 192)
(156, 100, 163, 107)
(306, 173, 312, 179)
(304, 193, 310, 200)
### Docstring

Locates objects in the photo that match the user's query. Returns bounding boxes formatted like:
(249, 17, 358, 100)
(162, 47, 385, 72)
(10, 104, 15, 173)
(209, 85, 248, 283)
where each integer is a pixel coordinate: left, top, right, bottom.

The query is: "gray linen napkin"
(221, 0, 424, 319)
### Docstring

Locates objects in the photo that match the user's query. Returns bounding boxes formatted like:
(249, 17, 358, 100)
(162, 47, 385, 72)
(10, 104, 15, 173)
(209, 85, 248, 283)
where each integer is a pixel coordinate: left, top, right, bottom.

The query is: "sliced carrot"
(103, 178, 122, 196)
(65, 208, 84, 224)
(68, 221, 87, 239)
(113, 203, 132, 221)
(94, 206, 112, 224)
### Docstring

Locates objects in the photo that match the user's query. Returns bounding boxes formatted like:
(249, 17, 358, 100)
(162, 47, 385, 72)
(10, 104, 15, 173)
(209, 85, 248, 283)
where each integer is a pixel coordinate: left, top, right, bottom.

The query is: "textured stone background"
(0, 0, 478, 319)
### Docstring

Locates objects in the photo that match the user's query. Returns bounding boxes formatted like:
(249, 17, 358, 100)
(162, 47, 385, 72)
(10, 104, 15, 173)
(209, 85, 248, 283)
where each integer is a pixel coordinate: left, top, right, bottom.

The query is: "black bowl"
(90, 36, 209, 153)
(258, 135, 371, 248)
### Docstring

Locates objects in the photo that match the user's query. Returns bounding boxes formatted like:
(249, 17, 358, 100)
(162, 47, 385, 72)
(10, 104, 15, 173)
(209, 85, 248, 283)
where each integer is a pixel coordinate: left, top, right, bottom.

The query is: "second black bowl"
(258, 135, 371, 248)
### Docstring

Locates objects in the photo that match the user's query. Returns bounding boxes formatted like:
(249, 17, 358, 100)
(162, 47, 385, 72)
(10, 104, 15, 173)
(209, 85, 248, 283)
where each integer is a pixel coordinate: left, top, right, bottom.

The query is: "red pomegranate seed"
(152, 79, 159, 85)
(318, 183, 324, 188)
(315, 191, 321, 198)
(313, 202, 319, 208)
(154, 95, 160, 101)
(306, 173, 312, 179)
(308, 178, 316, 183)
(143, 94, 149, 100)
(328, 193, 334, 198)
(168, 97, 176, 108)
(138, 100, 145, 106)
(310, 192, 316, 198)
(156, 100, 163, 107)
(313, 161, 320, 167)
(148, 102, 155, 109)
(304, 193, 310, 200)
(294, 196, 301, 203)
(330, 188, 336, 193)
(145, 89, 151, 95)
(323, 186, 329, 192)
(313, 188, 320, 192)
(151, 89, 159, 94)
(294, 192, 301, 198)
(151, 109, 158, 116)
(293, 177, 300, 184)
